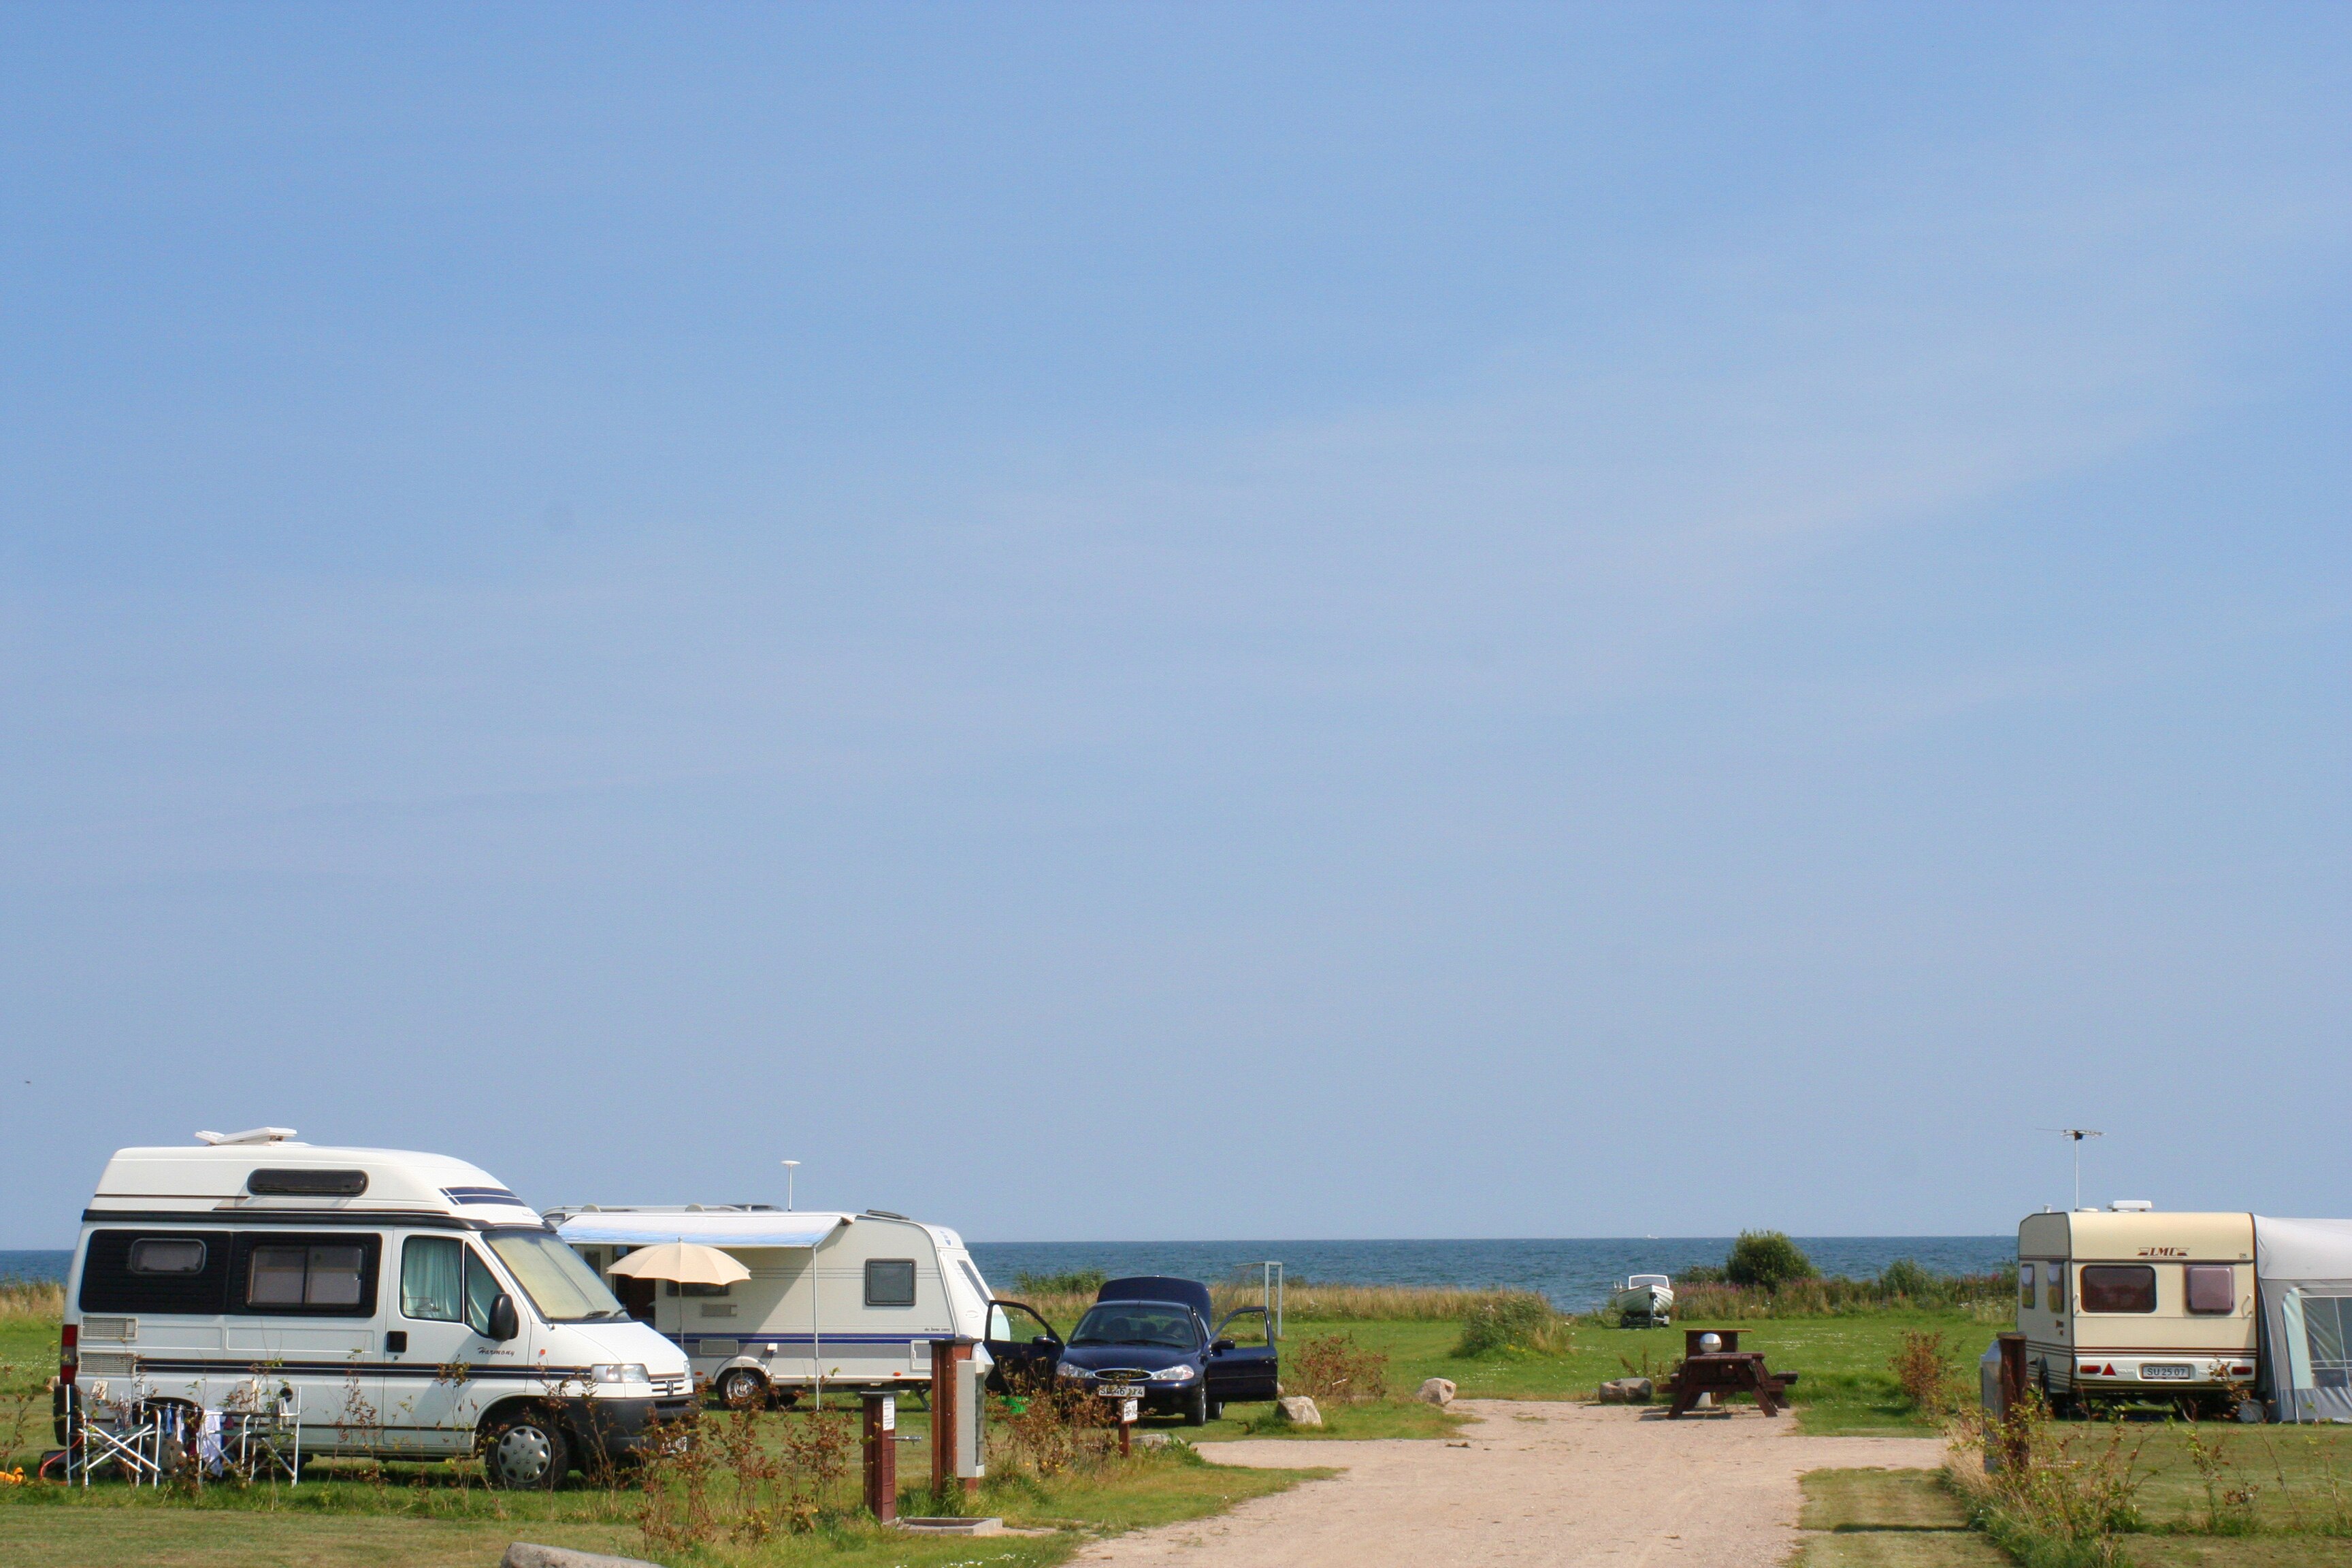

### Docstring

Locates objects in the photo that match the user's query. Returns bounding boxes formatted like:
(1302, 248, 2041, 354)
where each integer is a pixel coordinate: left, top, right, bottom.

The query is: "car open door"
(1207, 1305, 1280, 1405)
(983, 1300, 1064, 1394)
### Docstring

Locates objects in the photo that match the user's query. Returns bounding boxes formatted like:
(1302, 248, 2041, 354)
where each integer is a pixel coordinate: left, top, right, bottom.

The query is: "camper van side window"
(866, 1259, 917, 1307)
(2079, 1265, 2157, 1313)
(234, 1234, 378, 1314)
(129, 1239, 208, 1275)
(2019, 1264, 2035, 1309)
(2185, 1265, 2235, 1315)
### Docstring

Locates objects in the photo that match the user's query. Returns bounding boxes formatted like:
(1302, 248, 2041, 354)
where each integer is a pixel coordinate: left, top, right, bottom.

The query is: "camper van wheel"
(1183, 1386, 1209, 1426)
(482, 1407, 571, 1490)
(716, 1369, 768, 1410)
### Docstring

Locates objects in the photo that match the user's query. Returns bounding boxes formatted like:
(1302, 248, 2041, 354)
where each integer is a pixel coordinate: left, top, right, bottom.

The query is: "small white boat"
(1611, 1273, 1674, 1327)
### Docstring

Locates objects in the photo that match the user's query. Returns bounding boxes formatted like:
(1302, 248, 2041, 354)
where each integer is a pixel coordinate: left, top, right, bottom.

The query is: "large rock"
(1597, 1377, 1654, 1404)
(1417, 1377, 1457, 1407)
(1275, 1395, 1324, 1427)
(504, 1546, 662, 1568)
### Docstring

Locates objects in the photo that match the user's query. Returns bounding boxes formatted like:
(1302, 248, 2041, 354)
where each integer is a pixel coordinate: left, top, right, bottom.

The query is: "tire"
(1183, 1386, 1209, 1426)
(483, 1407, 571, 1490)
(715, 1367, 768, 1410)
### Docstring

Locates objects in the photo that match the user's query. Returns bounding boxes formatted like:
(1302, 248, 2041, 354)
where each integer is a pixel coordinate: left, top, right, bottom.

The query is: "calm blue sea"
(3, 1237, 2016, 1312)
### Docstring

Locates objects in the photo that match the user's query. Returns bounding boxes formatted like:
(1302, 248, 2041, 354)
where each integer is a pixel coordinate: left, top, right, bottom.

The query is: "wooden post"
(862, 1392, 897, 1522)
(930, 1341, 962, 1499)
(1997, 1331, 2031, 1472)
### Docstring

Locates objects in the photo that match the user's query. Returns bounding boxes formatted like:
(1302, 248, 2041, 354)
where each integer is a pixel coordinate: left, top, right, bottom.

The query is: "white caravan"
(62, 1131, 691, 1486)
(549, 1205, 1003, 1409)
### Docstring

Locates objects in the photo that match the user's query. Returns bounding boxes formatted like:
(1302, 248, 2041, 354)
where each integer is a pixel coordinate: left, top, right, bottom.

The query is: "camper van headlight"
(1148, 1365, 1194, 1382)
(591, 1363, 651, 1386)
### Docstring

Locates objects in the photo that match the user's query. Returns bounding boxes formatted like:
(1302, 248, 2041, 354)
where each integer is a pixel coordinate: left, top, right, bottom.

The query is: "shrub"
(1725, 1231, 1816, 1290)
(1890, 1330, 1963, 1415)
(1678, 1264, 1727, 1284)
(1014, 1269, 1107, 1297)
(1453, 1293, 1572, 1358)
(1290, 1332, 1390, 1403)
(1879, 1258, 1935, 1301)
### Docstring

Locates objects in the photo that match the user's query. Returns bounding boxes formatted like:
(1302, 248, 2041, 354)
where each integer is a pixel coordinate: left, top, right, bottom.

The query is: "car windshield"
(1070, 1303, 1197, 1350)
(486, 1230, 627, 1322)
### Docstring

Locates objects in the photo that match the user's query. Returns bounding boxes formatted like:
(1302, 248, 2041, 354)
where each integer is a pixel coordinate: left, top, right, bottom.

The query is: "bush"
(1725, 1231, 1815, 1290)
(1013, 1269, 1107, 1297)
(1678, 1264, 1727, 1284)
(1453, 1293, 1572, 1357)
(1890, 1330, 1963, 1415)
(1879, 1258, 1935, 1300)
(1289, 1332, 1390, 1403)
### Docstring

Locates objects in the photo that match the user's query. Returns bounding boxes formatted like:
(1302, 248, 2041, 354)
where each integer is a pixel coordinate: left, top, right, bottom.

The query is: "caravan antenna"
(2037, 1128, 2104, 1209)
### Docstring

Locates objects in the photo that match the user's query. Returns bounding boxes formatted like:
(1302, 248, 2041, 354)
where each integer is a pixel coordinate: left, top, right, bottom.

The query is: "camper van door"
(387, 1232, 520, 1452)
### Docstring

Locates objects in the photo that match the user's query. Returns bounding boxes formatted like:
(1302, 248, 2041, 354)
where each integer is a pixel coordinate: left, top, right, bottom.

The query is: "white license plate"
(2140, 1364, 2193, 1380)
(1097, 1384, 1146, 1399)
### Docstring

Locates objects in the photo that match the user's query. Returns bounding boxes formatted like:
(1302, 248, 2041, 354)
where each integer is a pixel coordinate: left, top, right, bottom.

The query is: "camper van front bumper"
(565, 1392, 700, 1456)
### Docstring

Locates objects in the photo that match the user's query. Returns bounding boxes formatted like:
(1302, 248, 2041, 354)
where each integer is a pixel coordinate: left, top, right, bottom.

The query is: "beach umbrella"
(606, 1241, 751, 1288)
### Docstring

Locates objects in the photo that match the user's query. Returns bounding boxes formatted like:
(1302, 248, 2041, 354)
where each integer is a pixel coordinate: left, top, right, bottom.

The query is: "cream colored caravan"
(2016, 1207, 2258, 1413)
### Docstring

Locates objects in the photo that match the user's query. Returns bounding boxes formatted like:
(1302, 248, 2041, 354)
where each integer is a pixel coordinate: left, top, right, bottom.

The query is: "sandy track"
(1075, 1401, 1948, 1568)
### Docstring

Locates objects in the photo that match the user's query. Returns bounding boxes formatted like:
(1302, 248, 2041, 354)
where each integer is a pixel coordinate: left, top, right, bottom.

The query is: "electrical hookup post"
(1117, 1395, 1137, 1457)
(928, 1338, 990, 1501)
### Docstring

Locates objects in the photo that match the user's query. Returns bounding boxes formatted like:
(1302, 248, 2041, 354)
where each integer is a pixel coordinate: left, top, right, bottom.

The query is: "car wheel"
(716, 1367, 767, 1409)
(1183, 1386, 1209, 1426)
(483, 1407, 571, 1490)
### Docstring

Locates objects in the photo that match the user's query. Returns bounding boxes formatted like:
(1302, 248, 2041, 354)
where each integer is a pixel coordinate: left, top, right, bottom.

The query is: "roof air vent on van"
(2109, 1200, 2155, 1212)
(197, 1127, 298, 1145)
(247, 1168, 369, 1197)
(864, 1209, 911, 1221)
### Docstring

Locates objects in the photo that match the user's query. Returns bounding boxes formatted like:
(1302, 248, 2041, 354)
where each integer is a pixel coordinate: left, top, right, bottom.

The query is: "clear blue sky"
(3, 4, 2346, 1248)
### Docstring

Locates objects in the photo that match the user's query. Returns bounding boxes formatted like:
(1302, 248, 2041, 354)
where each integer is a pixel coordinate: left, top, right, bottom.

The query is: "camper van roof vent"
(864, 1209, 911, 1221)
(2109, 1200, 2155, 1212)
(195, 1128, 299, 1146)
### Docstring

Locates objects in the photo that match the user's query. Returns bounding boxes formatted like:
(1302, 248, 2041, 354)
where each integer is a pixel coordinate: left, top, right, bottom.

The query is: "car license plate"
(1098, 1384, 1146, 1399)
(2141, 1364, 2193, 1380)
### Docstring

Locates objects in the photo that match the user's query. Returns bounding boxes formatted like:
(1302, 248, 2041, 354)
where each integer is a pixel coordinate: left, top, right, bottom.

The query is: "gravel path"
(1076, 1401, 1950, 1567)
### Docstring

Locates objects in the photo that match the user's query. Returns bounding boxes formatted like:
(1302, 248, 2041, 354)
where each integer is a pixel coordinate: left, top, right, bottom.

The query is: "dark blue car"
(1034, 1275, 1279, 1425)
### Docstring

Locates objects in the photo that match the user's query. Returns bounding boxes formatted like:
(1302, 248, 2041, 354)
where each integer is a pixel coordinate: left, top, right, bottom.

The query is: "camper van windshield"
(487, 1230, 627, 1322)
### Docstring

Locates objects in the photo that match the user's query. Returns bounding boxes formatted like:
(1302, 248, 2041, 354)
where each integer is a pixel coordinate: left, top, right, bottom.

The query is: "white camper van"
(62, 1131, 692, 1486)
(549, 1205, 1009, 1409)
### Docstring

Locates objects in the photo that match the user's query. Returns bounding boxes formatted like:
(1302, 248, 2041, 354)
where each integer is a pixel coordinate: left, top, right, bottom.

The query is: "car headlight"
(1148, 1365, 1195, 1382)
(1056, 1361, 1088, 1381)
(591, 1363, 651, 1385)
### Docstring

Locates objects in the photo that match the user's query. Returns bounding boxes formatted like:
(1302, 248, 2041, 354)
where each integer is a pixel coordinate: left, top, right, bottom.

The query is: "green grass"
(1255, 1309, 1998, 1435)
(1793, 1469, 2008, 1567)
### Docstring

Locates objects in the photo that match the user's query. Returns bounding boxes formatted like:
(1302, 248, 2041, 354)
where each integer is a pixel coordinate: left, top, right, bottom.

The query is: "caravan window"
(130, 1239, 208, 1275)
(2019, 1264, 2035, 1309)
(2045, 1262, 2065, 1313)
(866, 1259, 918, 1307)
(2185, 1265, 2236, 1315)
(2079, 1265, 2157, 1313)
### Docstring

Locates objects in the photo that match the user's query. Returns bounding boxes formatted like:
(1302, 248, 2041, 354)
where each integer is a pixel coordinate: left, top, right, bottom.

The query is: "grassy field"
(1233, 1309, 2001, 1435)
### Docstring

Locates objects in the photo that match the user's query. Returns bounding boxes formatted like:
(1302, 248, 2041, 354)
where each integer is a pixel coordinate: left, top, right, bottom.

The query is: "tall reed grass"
(1665, 1269, 2011, 1321)
(0, 1280, 63, 1321)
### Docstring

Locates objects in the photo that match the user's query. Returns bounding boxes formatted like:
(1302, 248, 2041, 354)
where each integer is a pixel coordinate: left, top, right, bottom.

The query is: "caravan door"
(385, 1235, 518, 1454)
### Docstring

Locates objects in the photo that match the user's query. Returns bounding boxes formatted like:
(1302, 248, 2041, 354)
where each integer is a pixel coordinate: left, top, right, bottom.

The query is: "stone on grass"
(1275, 1395, 1324, 1427)
(504, 1545, 662, 1568)
(1417, 1377, 1457, 1407)
(1598, 1377, 1654, 1404)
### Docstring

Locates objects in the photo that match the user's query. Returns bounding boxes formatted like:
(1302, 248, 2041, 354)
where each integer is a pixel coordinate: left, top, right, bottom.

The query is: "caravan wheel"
(716, 1368, 768, 1409)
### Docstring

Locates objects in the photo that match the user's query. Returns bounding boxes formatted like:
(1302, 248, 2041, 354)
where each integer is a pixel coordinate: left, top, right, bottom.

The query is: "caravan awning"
(557, 1212, 849, 1248)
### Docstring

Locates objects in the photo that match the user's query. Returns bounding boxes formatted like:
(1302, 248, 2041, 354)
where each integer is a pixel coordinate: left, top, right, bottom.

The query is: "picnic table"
(1663, 1328, 1798, 1418)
